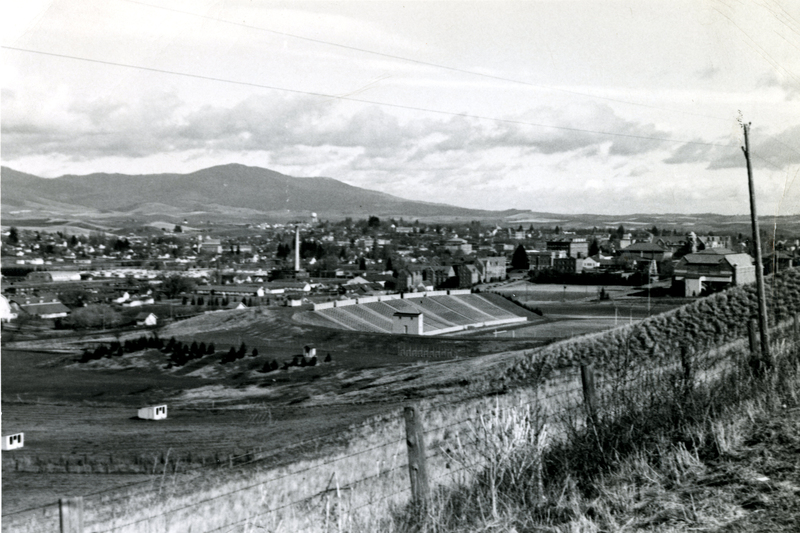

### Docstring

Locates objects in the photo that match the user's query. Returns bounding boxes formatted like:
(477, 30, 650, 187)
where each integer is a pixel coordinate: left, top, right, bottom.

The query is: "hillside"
(0, 164, 520, 221)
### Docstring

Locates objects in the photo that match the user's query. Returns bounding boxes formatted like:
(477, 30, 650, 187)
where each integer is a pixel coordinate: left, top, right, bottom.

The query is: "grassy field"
(4, 271, 798, 531)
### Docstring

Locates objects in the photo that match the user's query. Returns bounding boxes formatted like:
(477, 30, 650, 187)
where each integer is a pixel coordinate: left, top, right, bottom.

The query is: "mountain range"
(1, 164, 520, 222)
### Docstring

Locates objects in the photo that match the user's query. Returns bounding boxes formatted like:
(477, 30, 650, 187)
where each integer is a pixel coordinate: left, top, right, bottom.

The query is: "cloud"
(2, 89, 675, 168)
(664, 125, 800, 170)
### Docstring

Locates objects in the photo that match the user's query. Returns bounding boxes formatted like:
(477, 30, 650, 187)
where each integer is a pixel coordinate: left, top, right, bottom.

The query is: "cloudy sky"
(2, 0, 799, 215)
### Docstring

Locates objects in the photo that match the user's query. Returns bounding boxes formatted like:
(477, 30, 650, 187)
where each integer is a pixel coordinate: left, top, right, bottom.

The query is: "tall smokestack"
(295, 225, 300, 272)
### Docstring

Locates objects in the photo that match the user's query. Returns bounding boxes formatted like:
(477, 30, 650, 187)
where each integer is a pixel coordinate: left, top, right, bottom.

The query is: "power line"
(117, 0, 732, 123)
(1, 45, 732, 149)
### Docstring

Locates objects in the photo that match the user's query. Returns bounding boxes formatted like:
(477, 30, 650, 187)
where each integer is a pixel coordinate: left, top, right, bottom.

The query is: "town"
(2, 215, 797, 331)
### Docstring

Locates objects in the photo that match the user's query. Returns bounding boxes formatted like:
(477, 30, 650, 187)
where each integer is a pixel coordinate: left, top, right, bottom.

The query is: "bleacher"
(436, 295, 495, 322)
(318, 307, 386, 333)
(456, 294, 519, 319)
(314, 293, 528, 336)
(413, 297, 473, 326)
(344, 304, 393, 333)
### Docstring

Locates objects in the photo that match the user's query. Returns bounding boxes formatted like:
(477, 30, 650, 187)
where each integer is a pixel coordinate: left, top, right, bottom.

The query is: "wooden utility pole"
(742, 122, 772, 370)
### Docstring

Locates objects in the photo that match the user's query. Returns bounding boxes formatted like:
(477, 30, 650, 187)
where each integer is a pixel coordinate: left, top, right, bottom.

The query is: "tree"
(162, 276, 196, 299)
(616, 225, 625, 239)
(7, 227, 18, 245)
(174, 225, 183, 233)
(367, 215, 381, 228)
(59, 289, 91, 308)
(324, 352, 332, 362)
(251, 348, 259, 357)
(588, 238, 600, 257)
(511, 244, 530, 270)
(70, 304, 122, 329)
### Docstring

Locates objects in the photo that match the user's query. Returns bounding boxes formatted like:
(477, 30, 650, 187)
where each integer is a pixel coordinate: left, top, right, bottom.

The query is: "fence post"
(580, 364, 597, 427)
(403, 405, 429, 514)
(748, 318, 759, 356)
(60, 497, 83, 533)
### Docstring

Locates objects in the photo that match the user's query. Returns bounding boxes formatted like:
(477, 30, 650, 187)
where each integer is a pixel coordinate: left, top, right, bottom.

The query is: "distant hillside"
(0, 164, 521, 221)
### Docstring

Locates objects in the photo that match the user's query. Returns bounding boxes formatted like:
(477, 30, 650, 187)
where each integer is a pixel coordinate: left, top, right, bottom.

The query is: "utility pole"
(742, 122, 772, 370)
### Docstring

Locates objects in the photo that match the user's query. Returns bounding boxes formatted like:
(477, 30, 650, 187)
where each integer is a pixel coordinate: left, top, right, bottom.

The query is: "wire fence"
(4, 313, 800, 533)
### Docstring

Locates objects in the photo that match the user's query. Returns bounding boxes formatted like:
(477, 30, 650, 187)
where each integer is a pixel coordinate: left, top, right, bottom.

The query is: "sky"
(2, 0, 799, 216)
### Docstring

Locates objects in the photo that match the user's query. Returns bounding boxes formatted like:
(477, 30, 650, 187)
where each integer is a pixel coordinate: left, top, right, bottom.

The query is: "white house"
(2, 433, 24, 450)
(0, 295, 18, 322)
(135, 312, 158, 327)
(138, 405, 168, 420)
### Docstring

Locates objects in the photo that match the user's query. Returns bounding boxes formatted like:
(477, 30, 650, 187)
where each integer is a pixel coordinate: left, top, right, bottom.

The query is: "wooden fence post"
(60, 497, 83, 533)
(580, 364, 597, 427)
(404, 406, 429, 513)
(748, 318, 759, 356)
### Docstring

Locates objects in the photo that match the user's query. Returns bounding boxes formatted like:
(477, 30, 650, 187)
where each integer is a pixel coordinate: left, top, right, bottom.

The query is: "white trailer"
(137, 405, 168, 420)
(2, 433, 24, 450)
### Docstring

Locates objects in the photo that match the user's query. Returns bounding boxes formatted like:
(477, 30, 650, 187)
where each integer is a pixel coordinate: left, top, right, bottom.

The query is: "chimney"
(295, 226, 300, 272)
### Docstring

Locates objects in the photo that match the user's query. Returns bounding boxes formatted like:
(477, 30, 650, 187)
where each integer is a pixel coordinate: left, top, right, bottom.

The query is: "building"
(135, 312, 158, 327)
(423, 265, 456, 288)
(552, 256, 585, 274)
(475, 256, 506, 282)
(25, 271, 82, 283)
(16, 298, 71, 319)
(529, 250, 567, 270)
(396, 266, 425, 291)
(546, 238, 589, 258)
(392, 311, 423, 335)
(198, 238, 223, 254)
(0, 295, 19, 322)
(618, 242, 669, 267)
(443, 238, 473, 255)
(456, 263, 480, 288)
(672, 249, 756, 297)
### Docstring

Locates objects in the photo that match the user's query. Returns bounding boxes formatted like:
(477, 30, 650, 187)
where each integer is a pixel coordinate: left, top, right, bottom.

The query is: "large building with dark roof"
(672, 249, 755, 297)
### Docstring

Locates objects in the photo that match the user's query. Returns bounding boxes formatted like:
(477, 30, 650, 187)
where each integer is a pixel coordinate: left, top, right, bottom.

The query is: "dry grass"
(387, 332, 800, 533)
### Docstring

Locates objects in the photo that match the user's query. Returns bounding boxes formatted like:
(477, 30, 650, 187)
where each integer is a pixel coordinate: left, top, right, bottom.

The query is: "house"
(135, 312, 158, 327)
(581, 256, 601, 271)
(618, 242, 669, 267)
(672, 249, 755, 297)
(0, 295, 18, 322)
(475, 256, 506, 282)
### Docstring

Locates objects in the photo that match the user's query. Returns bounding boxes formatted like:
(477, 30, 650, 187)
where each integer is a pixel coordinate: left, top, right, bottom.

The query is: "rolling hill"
(0, 164, 520, 222)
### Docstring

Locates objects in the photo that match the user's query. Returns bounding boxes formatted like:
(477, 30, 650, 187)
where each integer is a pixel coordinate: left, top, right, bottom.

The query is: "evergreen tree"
(324, 352, 332, 363)
(251, 348, 259, 357)
(510, 244, 530, 270)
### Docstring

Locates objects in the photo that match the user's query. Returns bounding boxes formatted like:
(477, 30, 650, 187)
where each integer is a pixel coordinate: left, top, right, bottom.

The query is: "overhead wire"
(1, 45, 733, 150)
(116, 0, 733, 123)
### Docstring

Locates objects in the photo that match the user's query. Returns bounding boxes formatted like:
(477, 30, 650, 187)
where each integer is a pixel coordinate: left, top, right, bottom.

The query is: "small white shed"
(138, 405, 168, 420)
(2, 433, 24, 450)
